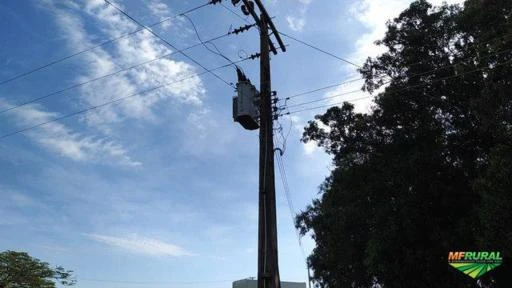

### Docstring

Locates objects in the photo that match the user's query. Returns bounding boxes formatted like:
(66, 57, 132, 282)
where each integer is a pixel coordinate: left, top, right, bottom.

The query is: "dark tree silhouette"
(0, 251, 76, 288)
(297, 0, 512, 287)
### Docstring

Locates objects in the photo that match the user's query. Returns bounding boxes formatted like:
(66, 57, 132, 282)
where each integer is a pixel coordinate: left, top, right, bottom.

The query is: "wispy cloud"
(349, 0, 464, 63)
(49, 0, 205, 128)
(148, 0, 171, 28)
(1, 0, 210, 165)
(285, 0, 312, 32)
(0, 100, 141, 167)
(286, 14, 306, 32)
(87, 233, 196, 257)
(336, 0, 466, 114)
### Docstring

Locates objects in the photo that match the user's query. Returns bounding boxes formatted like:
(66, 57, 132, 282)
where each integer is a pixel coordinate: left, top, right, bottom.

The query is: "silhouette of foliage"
(298, 0, 512, 287)
(0, 251, 76, 288)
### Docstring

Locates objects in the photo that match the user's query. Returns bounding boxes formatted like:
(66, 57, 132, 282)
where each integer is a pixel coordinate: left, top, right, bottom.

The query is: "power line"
(220, 2, 252, 24)
(0, 57, 252, 140)
(278, 30, 512, 104)
(283, 77, 364, 101)
(0, 31, 238, 115)
(285, 95, 375, 115)
(275, 117, 292, 155)
(0, 2, 211, 87)
(279, 31, 362, 69)
(282, 45, 512, 110)
(274, 146, 311, 288)
(284, 58, 512, 116)
(104, 0, 234, 88)
(287, 89, 361, 109)
(357, 30, 512, 80)
(181, 13, 244, 69)
(281, 26, 512, 76)
(275, 151, 297, 236)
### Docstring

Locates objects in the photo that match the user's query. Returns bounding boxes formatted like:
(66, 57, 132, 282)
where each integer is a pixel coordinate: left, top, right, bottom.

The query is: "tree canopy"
(297, 0, 511, 287)
(0, 251, 75, 288)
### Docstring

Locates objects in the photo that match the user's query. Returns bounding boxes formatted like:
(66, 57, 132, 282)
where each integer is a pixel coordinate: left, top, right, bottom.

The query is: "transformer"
(233, 68, 260, 130)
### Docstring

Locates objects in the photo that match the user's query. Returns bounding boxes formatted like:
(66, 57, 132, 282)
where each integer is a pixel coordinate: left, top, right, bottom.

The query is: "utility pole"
(258, 11, 280, 288)
(230, 1, 286, 287)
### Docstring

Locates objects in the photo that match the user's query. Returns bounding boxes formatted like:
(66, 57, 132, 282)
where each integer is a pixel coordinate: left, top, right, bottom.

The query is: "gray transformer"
(233, 79, 260, 130)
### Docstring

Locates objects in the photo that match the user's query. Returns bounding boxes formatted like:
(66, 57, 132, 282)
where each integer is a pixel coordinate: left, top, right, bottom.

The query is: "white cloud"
(286, 1, 312, 32)
(349, 0, 464, 63)
(0, 100, 141, 167)
(320, 77, 375, 114)
(288, 115, 320, 155)
(5, 0, 209, 164)
(48, 0, 205, 127)
(286, 15, 306, 32)
(328, 0, 467, 114)
(87, 233, 196, 256)
(303, 141, 317, 155)
(149, 0, 170, 19)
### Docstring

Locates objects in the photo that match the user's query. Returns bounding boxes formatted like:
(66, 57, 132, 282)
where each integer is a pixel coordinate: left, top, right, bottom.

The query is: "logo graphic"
(448, 251, 502, 279)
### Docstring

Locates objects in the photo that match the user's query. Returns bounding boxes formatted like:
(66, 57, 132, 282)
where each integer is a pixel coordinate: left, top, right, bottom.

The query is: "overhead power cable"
(274, 145, 311, 288)
(279, 31, 362, 68)
(282, 45, 512, 109)
(286, 89, 361, 109)
(0, 30, 242, 114)
(283, 77, 364, 101)
(181, 13, 243, 69)
(220, 2, 251, 24)
(277, 31, 512, 104)
(0, 2, 211, 87)
(0, 57, 252, 140)
(285, 95, 376, 115)
(283, 58, 512, 116)
(104, 0, 234, 88)
(280, 28, 512, 76)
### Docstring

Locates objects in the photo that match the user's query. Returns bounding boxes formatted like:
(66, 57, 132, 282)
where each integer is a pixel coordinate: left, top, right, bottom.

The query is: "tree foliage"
(297, 0, 512, 287)
(0, 251, 75, 288)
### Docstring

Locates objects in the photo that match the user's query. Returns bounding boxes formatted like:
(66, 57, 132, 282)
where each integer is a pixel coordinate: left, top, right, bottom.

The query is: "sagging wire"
(273, 134, 312, 288)
(181, 13, 253, 73)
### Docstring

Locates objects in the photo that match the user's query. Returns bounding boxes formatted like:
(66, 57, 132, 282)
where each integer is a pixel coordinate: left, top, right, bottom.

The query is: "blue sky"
(0, 0, 462, 287)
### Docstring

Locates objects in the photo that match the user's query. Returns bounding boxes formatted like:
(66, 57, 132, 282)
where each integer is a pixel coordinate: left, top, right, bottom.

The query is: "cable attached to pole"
(0, 2, 212, 87)
(104, 0, 235, 88)
(0, 56, 254, 140)
(0, 31, 238, 115)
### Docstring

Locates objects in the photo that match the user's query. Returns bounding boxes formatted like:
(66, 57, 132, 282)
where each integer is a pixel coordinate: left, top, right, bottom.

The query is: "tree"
(0, 251, 76, 288)
(297, 0, 512, 287)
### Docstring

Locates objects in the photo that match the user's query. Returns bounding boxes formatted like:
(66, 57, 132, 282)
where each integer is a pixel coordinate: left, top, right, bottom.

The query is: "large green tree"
(0, 251, 75, 288)
(297, 0, 512, 287)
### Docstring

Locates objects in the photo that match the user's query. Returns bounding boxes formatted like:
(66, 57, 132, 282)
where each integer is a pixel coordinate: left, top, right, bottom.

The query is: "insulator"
(241, 1, 254, 15)
(249, 53, 261, 60)
(231, 24, 256, 35)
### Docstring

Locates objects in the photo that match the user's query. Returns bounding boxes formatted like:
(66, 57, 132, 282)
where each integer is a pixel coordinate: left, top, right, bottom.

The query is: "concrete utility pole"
(232, 1, 286, 287)
(254, 3, 286, 288)
(257, 12, 280, 288)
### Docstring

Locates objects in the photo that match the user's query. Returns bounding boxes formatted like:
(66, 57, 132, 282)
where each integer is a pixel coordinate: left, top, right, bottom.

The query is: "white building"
(233, 278, 306, 288)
